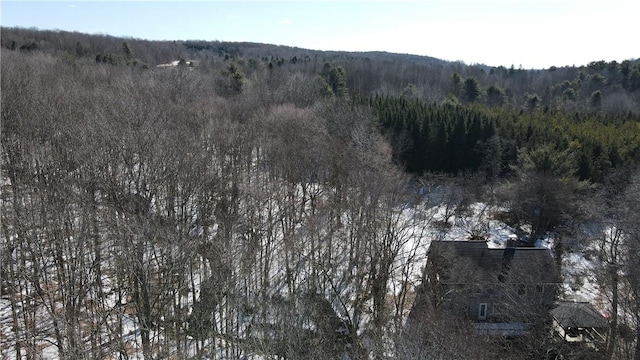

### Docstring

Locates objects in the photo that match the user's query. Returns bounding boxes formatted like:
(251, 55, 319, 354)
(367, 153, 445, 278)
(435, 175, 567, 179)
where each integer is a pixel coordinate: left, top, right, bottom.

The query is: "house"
(422, 239, 560, 336)
(156, 59, 198, 68)
(551, 301, 608, 346)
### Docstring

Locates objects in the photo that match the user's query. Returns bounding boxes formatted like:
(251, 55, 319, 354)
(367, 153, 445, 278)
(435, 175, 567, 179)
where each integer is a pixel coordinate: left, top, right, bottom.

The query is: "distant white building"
(156, 60, 197, 68)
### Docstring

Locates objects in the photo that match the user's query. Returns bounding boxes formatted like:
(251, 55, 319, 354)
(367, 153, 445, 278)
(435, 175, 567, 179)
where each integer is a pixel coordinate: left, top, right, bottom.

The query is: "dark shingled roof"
(551, 302, 609, 329)
(428, 240, 560, 285)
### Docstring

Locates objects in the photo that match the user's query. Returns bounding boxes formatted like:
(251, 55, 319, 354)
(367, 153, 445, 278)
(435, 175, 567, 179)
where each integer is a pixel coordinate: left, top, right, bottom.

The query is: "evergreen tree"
(621, 60, 632, 89)
(590, 90, 602, 110)
(464, 77, 481, 103)
(122, 41, 134, 59)
(217, 62, 245, 95)
(524, 93, 541, 111)
(452, 72, 463, 97)
(629, 69, 640, 92)
(320, 62, 348, 97)
(485, 85, 505, 107)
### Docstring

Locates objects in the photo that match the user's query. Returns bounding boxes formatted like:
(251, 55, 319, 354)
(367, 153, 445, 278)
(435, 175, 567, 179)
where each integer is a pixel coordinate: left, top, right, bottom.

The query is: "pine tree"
(122, 41, 134, 59)
(590, 90, 602, 110)
(464, 77, 481, 103)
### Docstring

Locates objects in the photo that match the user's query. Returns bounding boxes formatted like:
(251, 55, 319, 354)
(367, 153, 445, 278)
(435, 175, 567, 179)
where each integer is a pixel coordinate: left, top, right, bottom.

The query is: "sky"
(1, 0, 638, 69)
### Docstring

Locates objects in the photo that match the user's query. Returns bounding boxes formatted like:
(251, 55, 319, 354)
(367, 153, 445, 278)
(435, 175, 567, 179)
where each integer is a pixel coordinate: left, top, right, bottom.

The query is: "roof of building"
(551, 302, 609, 329)
(428, 240, 560, 285)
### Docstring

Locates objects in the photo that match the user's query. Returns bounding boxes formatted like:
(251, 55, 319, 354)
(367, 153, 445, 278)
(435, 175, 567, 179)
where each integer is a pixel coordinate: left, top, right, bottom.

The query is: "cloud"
(67, 4, 77, 8)
(277, 19, 293, 25)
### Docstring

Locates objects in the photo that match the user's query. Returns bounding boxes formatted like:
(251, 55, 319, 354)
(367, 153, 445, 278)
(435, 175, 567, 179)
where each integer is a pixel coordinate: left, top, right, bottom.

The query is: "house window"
(478, 303, 488, 320)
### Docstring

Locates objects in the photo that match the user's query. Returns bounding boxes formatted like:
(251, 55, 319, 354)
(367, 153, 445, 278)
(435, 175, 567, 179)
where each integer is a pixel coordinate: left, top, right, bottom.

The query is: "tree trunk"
(635, 312, 640, 360)
(607, 269, 619, 357)
(134, 239, 152, 360)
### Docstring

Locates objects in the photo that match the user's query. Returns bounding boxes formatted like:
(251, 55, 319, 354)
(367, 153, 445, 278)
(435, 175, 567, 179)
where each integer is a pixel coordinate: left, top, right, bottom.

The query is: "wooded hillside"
(1, 27, 640, 360)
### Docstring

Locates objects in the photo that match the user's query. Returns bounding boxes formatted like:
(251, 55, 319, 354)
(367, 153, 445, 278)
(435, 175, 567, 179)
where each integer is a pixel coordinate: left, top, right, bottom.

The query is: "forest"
(1, 27, 640, 360)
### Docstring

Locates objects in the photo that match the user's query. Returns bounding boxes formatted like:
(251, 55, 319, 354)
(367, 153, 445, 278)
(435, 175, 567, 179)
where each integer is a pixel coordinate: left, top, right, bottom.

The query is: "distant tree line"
(3, 26, 640, 114)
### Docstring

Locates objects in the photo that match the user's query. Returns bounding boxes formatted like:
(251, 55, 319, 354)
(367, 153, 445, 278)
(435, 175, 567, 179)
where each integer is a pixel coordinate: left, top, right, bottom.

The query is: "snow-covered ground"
(562, 251, 601, 304)
(0, 190, 606, 359)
